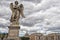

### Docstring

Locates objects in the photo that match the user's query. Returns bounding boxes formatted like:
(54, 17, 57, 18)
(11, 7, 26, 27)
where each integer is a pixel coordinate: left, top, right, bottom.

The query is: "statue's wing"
(20, 8, 25, 18)
(19, 5, 25, 18)
(10, 3, 15, 17)
(10, 3, 15, 22)
(10, 3, 13, 11)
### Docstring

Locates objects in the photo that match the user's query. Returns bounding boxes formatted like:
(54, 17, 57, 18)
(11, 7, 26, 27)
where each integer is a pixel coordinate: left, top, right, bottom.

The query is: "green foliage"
(20, 37, 30, 40)
(0, 33, 8, 38)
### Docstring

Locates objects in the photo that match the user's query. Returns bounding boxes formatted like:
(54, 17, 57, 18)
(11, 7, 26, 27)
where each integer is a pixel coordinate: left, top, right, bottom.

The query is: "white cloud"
(0, 27, 8, 33)
(0, 0, 60, 36)
(0, 18, 10, 27)
(21, 0, 60, 34)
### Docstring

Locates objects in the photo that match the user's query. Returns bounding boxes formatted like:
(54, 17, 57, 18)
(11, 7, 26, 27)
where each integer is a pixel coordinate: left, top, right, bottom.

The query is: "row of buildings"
(0, 33, 60, 40)
(24, 33, 60, 40)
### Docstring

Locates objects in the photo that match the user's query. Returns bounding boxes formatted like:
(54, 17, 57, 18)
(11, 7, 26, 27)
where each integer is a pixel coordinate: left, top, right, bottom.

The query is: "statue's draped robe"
(13, 5, 20, 22)
(10, 5, 20, 22)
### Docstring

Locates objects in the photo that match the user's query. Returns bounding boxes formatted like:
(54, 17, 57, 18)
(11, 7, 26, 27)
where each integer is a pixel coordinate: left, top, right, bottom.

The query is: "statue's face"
(15, 1, 18, 5)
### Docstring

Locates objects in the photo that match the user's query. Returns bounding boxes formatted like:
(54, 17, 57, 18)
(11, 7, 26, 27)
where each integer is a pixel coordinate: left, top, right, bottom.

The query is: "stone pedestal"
(7, 25, 20, 40)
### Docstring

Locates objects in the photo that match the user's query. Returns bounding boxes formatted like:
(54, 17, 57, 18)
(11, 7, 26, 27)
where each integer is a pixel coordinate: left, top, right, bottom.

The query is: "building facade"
(29, 33, 43, 40)
(29, 33, 60, 40)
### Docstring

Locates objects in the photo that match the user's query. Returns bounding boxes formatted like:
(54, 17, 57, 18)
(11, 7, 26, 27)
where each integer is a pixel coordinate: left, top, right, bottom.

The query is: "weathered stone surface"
(7, 37, 20, 40)
(7, 0, 25, 40)
(7, 25, 20, 40)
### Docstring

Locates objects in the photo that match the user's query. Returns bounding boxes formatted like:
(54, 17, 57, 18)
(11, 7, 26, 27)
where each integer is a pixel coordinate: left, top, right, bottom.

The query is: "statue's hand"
(23, 16, 25, 18)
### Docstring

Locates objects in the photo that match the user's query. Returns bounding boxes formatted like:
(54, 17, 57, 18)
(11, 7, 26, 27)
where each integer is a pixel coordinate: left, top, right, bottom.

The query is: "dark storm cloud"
(47, 27, 60, 31)
(20, 0, 41, 3)
(21, 22, 34, 26)
(21, 15, 44, 26)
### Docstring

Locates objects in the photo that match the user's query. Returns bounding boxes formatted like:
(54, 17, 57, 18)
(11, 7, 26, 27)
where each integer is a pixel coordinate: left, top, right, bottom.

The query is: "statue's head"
(15, 1, 18, 5)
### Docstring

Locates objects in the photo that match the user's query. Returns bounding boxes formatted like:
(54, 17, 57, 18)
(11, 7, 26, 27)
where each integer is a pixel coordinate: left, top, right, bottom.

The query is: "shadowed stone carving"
(10, 1, 25, 26)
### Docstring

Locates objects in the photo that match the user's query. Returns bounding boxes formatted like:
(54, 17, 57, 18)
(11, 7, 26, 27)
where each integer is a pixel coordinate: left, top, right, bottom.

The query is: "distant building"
(24, 33, 29, 37)
(29, 33, 43, 40)
(47, 33, 60, 40)
(38, 33, 60, 40)
(29, 33, 60, 40)
(40, 36, 48, 40)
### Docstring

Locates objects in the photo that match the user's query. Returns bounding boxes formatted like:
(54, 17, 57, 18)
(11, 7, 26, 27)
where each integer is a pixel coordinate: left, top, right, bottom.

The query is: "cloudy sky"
(0, 0, 60, 36)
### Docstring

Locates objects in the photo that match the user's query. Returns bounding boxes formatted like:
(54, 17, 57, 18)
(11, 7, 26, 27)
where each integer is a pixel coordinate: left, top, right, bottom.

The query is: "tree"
(20, 37, 30, 40)
(0, 33, 8, 40)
